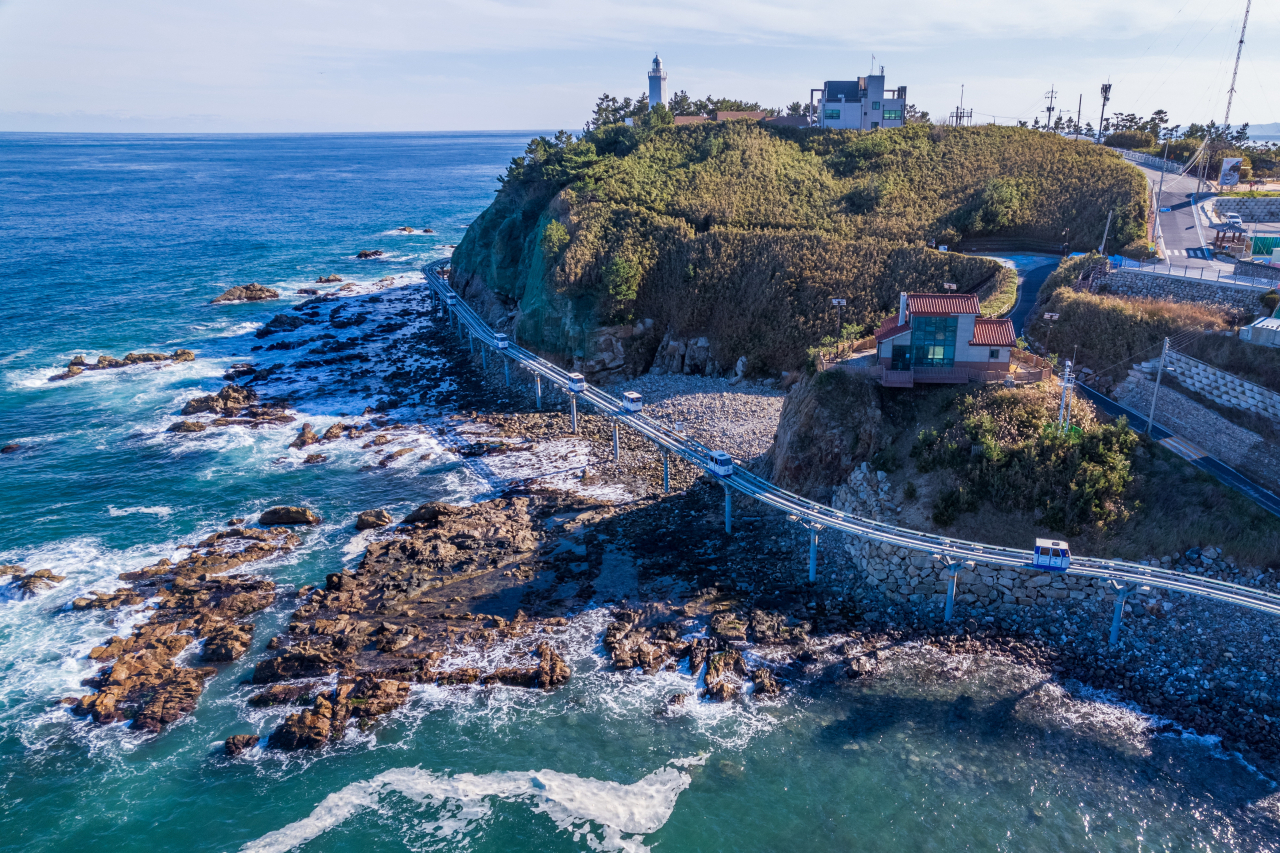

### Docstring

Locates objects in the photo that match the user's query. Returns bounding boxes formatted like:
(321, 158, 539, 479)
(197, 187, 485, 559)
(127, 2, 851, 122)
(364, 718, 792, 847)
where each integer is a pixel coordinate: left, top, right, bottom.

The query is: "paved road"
(1075, 382, 1280, 518)
(1134, 163, 1234, 274)
(1008, 263, 1058, 337)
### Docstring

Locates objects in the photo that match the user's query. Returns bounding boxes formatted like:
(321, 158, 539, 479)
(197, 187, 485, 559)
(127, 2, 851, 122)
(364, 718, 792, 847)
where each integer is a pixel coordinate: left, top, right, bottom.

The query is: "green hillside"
(452, 121, 1148, 375)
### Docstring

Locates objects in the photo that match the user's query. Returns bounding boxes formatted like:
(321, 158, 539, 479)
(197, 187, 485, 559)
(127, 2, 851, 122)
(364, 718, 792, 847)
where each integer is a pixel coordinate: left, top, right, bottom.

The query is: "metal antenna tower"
(1223, 0, 1251, 129)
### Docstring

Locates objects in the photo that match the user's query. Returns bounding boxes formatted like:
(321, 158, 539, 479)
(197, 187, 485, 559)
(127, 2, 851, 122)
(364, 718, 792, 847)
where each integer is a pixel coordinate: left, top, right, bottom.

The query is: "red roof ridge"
(970, 317, 1016, 347)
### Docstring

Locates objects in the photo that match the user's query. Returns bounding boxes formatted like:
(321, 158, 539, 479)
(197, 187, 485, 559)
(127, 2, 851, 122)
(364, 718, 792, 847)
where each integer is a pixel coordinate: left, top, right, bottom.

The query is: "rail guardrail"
(424, 260, 1280, 622)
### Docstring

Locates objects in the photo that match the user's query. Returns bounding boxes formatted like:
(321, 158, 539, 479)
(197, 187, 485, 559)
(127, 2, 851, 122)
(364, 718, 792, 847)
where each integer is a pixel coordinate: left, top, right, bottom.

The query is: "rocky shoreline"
(44, 270, 1279, 773)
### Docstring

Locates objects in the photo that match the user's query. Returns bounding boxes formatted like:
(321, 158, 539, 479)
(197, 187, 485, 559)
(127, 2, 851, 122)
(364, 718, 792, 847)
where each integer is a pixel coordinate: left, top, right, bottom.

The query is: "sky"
(1, 0, 1277, 135)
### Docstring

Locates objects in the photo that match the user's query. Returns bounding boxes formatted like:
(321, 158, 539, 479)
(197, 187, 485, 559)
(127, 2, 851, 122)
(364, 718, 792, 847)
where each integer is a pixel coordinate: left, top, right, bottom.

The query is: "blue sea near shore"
(1, 132, 1279, 853)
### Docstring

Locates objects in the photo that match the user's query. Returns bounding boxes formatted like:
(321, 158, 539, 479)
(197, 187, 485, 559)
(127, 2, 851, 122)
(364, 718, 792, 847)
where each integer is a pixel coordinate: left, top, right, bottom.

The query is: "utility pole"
(1223, 0, 1251, 129)
(1099, 209, 1113, 255)
(1075, 94, 1083, 139)
(1145, 338, 1169, 435)
(1045, 85, 1058, 130)
(1098, 83, 1112, 143)
(1058, 359, 1074, 430)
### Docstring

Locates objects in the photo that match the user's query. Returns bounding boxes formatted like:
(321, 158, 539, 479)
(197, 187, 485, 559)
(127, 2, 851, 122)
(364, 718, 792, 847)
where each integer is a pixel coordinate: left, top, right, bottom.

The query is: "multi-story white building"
(813, 72, 906, 130)
(648, 55, 667, 111)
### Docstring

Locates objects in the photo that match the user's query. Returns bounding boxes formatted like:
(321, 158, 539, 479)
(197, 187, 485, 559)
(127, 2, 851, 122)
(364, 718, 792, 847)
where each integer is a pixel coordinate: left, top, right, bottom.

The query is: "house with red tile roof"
(871, 292, 1016, 387)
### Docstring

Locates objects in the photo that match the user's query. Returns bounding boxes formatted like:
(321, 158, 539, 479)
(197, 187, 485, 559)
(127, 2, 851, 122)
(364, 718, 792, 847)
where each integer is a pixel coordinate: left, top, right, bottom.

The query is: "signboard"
(943, 283, 957, 290)
(1219, 157, 1244, 187)
(938, 245, 948, 252)
(830, 298, 846, 306)
(1044, 313, 1059, 320)
(1159, 207, 1171, 212)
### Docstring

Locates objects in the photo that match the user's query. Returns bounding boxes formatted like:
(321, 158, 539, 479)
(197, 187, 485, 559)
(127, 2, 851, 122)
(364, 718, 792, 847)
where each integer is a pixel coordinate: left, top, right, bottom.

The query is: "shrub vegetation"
(454, 121, 1148, 372)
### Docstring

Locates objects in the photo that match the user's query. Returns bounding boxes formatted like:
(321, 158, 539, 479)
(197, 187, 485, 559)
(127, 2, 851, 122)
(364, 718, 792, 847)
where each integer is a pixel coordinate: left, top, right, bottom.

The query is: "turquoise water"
(1, 133, 1278, 852)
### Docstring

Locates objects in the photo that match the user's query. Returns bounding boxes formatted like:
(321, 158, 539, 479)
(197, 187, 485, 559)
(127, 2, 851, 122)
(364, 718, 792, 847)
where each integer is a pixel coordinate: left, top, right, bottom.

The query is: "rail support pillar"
(808, 527, 818, 583)
(469, 330, 474, 357)
(724, 486, 732, 534)
(503, 358, 509, 387)
(942, 559, 959, 622)
(481, 345, 487, 370)
(570, 394, 578, 434)
(612, 422, 619, 462)
(535, 374, 542, 409)
(662, 449, 669, 492)
(1109, 581, 1142, 645)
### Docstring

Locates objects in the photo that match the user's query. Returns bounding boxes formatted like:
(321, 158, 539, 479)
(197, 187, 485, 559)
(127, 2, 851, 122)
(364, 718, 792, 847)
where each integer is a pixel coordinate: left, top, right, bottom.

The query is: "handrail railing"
(424, 260, 1280, 619)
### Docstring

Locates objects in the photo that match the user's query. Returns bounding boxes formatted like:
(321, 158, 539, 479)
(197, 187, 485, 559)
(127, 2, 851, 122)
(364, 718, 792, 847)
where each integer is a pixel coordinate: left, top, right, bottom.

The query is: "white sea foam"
(107, 505, 173, 518)
(240, 764, 693, 853)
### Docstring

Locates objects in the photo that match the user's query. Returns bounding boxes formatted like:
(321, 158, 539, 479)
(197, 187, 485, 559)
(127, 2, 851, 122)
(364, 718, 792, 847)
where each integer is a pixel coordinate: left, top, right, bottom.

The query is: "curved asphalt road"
(1009, 262, 1058, 337)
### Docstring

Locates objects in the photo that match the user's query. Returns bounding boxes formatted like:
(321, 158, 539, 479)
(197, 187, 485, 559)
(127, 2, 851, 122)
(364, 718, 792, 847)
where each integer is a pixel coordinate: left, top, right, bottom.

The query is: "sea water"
(1, 132, 1278, 852)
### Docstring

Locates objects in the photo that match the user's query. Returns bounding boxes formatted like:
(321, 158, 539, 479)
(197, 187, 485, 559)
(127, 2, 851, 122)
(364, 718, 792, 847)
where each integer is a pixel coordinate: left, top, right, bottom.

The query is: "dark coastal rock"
(167, 420, 207, 433)
(397, 227, 414, 233)
(223, 734, 259, 756)
(297, 287, 321, 296)
(1, 444, 19, 453)
(255, 314, 312, 338)
(355, 509, 393, 530)
(10, 569, 66, 597)
(402, 502, 450, 525)
(65, 528, 294, 734)
(211, 283, 280, 304)
(182, 384, 258, 416)
(223, 363, 256, 381)
(267, 708, 331, 750)
(750, 668, 780, 697)
(251, 643, 345, 684)
(290, 423, 319, 449)
(357, 250, 384, 259)
(303, 454, 326, 464)
(248, 682, 318, 707)
(378, 447, 413, 467)
(0, 565, 22, 578)
(49, 350, 194, 381)
(315, 275, 343, 283)
(258, 506, 321, 526)
(202, 622, 254, 661)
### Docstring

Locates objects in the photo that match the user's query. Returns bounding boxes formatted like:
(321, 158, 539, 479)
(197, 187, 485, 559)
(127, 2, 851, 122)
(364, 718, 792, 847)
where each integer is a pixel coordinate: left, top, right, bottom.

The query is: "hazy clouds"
(1, 0, 1274, 132)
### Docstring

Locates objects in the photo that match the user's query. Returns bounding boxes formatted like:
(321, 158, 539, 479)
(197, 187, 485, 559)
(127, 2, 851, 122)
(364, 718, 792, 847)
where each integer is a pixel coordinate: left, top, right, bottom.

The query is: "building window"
(871, 122, 879, 129)
(911, 316, 957, 367)
(989, 348, 1000, 360)
(823, 109, 840, 120)
(883, 109, 903, 121)
(872, 101, 880, 110)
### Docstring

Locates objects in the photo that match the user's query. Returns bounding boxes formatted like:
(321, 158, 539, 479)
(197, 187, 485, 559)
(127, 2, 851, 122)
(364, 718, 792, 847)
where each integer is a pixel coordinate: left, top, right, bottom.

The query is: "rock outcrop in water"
(48, 350, 195, 381)
(211, 283, 279, 304)
(2, 565, 67, 598)
(179, 383, 294, 428)
(65, 526, 299, 732)
(258, 506, 321, 526)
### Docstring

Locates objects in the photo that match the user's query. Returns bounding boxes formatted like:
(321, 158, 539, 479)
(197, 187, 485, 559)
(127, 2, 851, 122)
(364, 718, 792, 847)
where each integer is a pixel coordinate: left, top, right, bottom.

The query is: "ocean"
(1, 132, 1277, 852)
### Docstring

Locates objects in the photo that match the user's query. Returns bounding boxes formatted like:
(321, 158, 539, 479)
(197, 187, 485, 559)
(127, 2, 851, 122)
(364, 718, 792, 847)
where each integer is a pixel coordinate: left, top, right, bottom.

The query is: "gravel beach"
(623, 374, 787, 460)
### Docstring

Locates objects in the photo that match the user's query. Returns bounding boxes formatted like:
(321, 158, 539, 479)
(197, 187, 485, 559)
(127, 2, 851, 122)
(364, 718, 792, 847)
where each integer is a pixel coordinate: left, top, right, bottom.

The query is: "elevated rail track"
(424, 260, 1280, 635)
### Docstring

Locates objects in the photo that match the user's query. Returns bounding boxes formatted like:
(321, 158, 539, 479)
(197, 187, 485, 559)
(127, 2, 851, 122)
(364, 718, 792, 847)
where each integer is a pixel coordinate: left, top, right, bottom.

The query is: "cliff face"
(452, 121, 1147, 380)
(754, 369, 887, 500)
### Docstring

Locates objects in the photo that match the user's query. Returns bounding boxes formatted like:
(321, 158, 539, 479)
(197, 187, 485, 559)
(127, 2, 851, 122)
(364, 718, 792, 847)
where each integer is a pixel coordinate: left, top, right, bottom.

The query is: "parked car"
(1226, 212, 1244, 229)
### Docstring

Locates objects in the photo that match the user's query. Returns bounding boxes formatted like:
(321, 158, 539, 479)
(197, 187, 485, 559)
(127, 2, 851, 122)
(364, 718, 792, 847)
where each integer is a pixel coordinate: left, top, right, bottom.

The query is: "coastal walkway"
(423, 260, 1280, 633)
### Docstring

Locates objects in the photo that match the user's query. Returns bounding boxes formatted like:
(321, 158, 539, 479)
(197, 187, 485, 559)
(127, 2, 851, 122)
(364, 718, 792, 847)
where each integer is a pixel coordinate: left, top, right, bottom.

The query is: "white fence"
(1113, 148, 1184, 174)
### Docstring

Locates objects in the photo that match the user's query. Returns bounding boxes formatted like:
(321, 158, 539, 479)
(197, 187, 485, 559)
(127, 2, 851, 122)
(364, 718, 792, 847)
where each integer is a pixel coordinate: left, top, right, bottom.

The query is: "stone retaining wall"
(1214, 197, 1280, 223)
(1096, 268, 1265, 313)
(1151, 351, 1280, 421)
(833, 533, 1169, 626)
(1234, 260, 1280, 284)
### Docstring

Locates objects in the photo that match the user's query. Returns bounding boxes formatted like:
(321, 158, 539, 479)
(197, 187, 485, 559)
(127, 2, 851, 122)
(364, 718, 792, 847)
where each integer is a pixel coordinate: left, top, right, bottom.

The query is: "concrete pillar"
(809, 528, 818, 583)
(724, 486, 732, 534)
(612, 422, 619, 461)
(662, 450, 669, 492)
(535, 374, 542, 409)
(570, 394, 578, 434)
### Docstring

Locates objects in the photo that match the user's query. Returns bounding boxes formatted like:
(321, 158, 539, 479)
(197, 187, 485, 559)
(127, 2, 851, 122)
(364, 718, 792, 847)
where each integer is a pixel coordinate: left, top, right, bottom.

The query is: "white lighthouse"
(647, 54, 667, 111)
